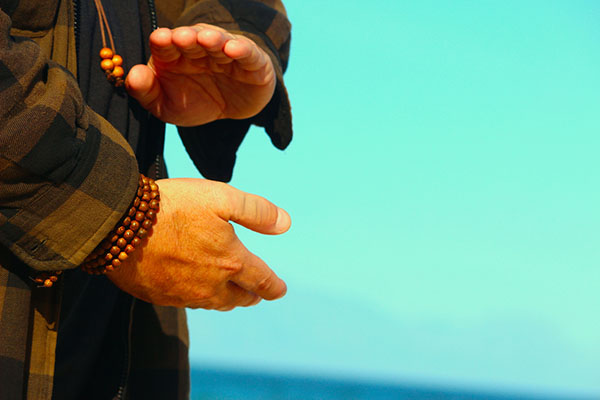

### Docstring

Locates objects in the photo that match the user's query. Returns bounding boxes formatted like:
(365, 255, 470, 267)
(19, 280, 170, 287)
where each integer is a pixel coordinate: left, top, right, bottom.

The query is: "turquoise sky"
(164, 0, 600, 397)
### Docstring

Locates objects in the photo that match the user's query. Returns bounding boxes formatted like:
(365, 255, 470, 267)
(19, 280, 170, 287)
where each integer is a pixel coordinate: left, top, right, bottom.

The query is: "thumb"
(224, 186, 291, 235)
(125, 64, 161, 112)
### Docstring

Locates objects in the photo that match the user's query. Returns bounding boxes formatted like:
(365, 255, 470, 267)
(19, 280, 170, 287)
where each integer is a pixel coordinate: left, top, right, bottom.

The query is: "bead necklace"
(93, 0, 125, 86)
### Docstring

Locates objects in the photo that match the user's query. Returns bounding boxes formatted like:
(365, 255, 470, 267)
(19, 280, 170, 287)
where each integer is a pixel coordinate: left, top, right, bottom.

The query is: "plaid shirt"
(0, 0, 292, 398)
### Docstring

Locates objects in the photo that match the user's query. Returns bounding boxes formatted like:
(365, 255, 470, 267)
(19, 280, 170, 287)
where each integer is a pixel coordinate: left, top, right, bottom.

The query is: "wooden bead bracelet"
(33, 270, 63, 288)
(82, 174, 159, 274)
(33, 174, 159, 287)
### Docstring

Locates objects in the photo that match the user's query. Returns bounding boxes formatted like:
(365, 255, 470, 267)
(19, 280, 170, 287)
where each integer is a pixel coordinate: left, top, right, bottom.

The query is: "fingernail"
(275, 207, 291, 232)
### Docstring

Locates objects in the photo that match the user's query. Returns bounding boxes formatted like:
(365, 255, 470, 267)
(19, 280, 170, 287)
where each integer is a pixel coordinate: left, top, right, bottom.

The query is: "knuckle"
(193, 286, 216, 301)
(255, 196, 278, 226)
(221, 256, 243, 274)
(211, 181, 235, 210)
(252, 276, 274, 295)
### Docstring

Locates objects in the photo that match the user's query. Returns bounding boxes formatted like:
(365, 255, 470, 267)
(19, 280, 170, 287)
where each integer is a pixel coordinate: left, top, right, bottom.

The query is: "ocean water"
(189, 368, 582, 400)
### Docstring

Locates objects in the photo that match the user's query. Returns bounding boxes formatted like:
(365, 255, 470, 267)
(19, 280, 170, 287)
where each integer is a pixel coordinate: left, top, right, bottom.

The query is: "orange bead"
(44, 279, 53, 287)
(146, 209, 156, 221)
(135, 211, 145, 222)
(99, 47, 113, 59)
(112, 54, 123, 66)
(138, 201, 149, 212)
(101, 59, 114, 71)
(112, 66, 124, 78)
(129, 221, 140, 231)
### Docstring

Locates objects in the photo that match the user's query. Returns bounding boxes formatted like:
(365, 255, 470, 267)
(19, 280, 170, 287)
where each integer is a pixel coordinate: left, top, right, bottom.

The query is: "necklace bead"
(99, 47, 113, 59)
(112, 66, 125, 78)
(95, 0, 125, 87)
(100, 59, 114, 71)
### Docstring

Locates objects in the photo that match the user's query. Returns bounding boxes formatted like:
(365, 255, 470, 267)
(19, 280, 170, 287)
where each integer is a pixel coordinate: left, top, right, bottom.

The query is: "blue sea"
(190, 368, 588, 400)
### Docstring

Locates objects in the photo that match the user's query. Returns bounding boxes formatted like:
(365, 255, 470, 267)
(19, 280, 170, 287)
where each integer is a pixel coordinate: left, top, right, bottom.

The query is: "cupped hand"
(106, 178, 290, 311)
(125, 24, 276, 126)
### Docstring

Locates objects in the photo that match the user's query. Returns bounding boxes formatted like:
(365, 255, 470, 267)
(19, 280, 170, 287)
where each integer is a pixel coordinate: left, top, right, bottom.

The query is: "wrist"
(82, 174, 160, 274)
(33, 174, 160, 287)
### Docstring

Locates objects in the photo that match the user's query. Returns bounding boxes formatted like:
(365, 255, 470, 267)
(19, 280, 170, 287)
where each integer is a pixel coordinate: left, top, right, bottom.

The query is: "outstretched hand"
(106, 179, 290, 311)
(125, 24, 276, 126)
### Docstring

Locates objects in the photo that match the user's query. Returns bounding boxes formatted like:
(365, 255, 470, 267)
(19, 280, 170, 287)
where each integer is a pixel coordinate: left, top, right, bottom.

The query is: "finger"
(171, 27, 208, 59)
(196, 28, 229, 52)
(205, 281, 262, 311)
(125, 64, 162, 111)
(190, 23, 228, 35)
(216, 282, 262, 311)
(223, 38, 267, 71)
(196, 28, 240, 63)
(149, 28, 180, 64)
(230, 245, 287, 301)
(219, 186, 291, 235)
(180, 44, 208, 60)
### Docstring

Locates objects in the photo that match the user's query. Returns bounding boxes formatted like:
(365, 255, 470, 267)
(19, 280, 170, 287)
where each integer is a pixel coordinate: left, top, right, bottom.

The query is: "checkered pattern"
(0, 0, 292, 398)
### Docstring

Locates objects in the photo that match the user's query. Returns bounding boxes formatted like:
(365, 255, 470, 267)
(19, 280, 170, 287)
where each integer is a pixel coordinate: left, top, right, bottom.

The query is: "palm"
(126, 25, 276, 126)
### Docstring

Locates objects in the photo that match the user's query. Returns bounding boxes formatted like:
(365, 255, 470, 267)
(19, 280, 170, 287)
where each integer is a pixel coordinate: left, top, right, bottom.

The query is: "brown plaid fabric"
(0, 0, 292, 398)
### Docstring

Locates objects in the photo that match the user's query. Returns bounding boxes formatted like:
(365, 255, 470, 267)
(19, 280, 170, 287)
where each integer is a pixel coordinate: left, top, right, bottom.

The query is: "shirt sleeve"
(156, 0, 293, 182)
(0, 9, 140, 272)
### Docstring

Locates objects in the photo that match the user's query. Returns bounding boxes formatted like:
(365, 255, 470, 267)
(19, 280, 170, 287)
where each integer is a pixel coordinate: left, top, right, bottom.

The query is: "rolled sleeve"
(0, 10, 139, 272)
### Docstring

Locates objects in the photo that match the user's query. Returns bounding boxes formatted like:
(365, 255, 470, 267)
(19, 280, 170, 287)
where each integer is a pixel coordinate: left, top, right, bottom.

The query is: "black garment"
(53, 1, 155, 399)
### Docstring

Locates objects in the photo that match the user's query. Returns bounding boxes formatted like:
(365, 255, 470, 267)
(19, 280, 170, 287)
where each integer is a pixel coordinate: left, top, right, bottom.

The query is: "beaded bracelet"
(82, 174, 159, 274)
(33, 270, 63, 288)
(33, 174, 159, 287)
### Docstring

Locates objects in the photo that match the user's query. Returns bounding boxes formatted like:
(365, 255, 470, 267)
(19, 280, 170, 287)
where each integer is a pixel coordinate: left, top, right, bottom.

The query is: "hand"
(125, 24, 276, 126)
(106, 178, 290, 310)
